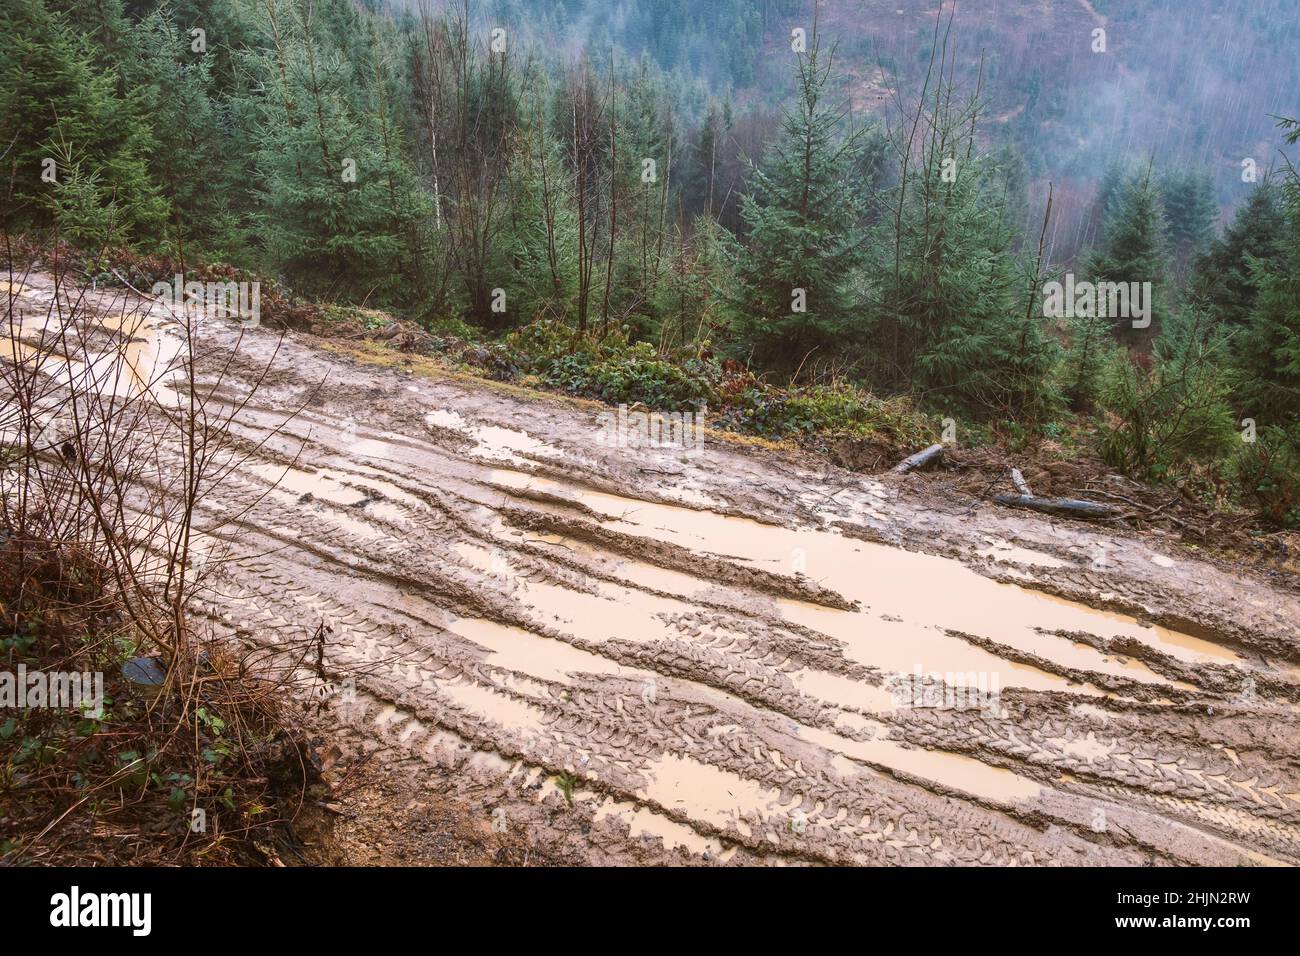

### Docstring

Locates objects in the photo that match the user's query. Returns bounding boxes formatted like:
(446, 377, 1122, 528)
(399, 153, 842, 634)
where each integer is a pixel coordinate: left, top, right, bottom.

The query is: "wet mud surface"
(7, 274, 1300, 866)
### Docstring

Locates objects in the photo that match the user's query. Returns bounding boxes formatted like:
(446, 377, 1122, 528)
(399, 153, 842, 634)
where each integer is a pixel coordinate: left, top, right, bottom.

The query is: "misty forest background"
(3, 0, 1300, 526)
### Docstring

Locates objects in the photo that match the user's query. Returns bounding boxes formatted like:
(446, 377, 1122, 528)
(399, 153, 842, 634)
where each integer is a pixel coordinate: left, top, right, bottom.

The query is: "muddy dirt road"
(9, 273, 1300, 866)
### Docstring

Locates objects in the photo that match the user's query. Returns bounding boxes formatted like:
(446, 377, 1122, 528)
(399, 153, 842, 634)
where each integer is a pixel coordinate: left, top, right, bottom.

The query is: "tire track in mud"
(190, 388, 1300, 865)
(11, 273, 1300, 865)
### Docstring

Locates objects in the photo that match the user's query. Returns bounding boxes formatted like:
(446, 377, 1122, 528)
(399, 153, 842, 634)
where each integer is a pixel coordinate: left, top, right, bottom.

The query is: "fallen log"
(993, 494, 1122, 521)
(893, 443, 945, 475)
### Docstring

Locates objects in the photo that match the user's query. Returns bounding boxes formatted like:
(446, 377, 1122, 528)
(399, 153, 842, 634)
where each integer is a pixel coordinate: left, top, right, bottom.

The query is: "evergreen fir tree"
(685, 100, 726, 218)
(1192, 181, 1286, 327)
(728, 30, 866, 372)
(1062, 311, 1115, 413)
(1233, 164, 1300, 424)
(137, 7, 246, 261)
(1160, 167, 1216, 274)
(504, 81, 580, 325)
(905, 155, 1060, 420)
(866, 70, 1058, 419)
(1, 0, 166, 243)
(1098, 306, 1236, 481)
(1087, 167, 1169, 344)
(1079, 161, 1126, 251)
(250, 0, 410, 299)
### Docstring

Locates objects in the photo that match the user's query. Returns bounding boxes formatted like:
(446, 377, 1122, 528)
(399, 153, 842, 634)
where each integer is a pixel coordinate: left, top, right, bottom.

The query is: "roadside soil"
(8, 272, 1300, 866)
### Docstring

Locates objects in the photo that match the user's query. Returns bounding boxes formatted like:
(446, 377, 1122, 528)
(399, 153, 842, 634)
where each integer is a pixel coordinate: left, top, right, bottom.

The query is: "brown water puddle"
(812, 602, 1200, 697)
(637, 752, 786, 841)
(1034, 593, 1246, 668)
(93, 309, 184, 400)
(797, 723, 1043, 804)
(462, 532, 697, 647)
(4, 285, 184, 401)
(444, 604, 1039, 852)
(487, 468, 1217, 692)
(592, 798, 733, 858)
(426, 408, 563, 465)
(976, 540, 1071, 568)
(444, 540, 1046, 827)
(247, 461, 410, 535)
(634, 728, 1041, 849)
(447, 615, 657, 685)
(788, 667, 911, 713)
(517, 531, 716, 599)
(631, 741, 1031, 853)
(437, 677, 551, 740)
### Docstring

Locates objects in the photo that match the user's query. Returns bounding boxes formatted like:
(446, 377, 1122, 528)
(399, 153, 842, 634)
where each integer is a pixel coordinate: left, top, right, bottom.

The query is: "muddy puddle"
(797, 723, 1044, 804)
(426, 408, 563, 465)
(446, 614, 657, 686)
(485, 467, 1221, 694)
(593, 799, 733, 858)
(3, 278, 186, 401)
(246, 461, 412, 534)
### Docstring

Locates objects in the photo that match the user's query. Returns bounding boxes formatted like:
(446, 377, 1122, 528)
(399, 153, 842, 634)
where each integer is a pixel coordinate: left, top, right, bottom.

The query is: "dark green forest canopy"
(2, 0, 1298, 525)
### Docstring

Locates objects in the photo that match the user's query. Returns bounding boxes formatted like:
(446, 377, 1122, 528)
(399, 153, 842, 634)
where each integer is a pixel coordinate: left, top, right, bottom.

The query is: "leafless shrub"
(1, 237, 343, 864)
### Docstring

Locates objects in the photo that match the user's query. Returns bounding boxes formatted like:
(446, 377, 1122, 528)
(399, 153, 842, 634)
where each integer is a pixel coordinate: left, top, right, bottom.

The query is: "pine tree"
(727, 29, 866, 372)
(412, 4, 521, 324)
(503, 77, 580, 325)
(137, 7, 245, 261)
(1, 0, 166, 244)
(1087, 167, 1169, 344)
(1078, 161, 1126, 252)
(904, 154, 1060, 420)
(685, 100, 726, 218)
(1063, 311, 1115, 412)
(1226, 118, 1300, 526)
(166, 0, 262, 99)
(1098, 307, 1236, 481)
(1160, 167, 1216, 274)
(612, 57, 675, 334)
(1192, 181, 1286, 327)
(1233, 155, 1300, 425)
(41, 141, 129, 256)
(49, 0, 136, 79)
(356, 16, 438, 307)
(866, 57, 1058, 419)
(250, 0, 410, 299)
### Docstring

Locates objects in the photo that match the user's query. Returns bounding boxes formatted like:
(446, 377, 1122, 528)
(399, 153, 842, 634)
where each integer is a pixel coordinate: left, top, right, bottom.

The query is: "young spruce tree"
(728, 26, 866, 372)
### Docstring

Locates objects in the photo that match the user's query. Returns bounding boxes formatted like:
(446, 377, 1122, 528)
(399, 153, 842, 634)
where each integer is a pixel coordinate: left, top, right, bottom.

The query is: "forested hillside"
(3, 0, 1299, 527)
(477, 0, 1300, 254)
